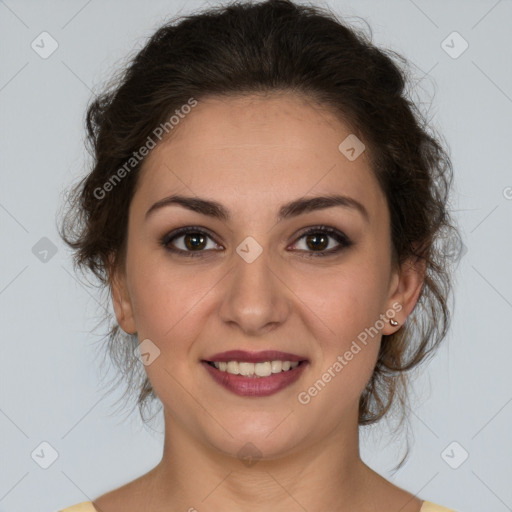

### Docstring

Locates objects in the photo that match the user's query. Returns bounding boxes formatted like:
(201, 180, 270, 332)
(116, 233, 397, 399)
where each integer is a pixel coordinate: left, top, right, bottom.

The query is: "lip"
(203, 350, 308, 363)
(202, 360, 309, 397)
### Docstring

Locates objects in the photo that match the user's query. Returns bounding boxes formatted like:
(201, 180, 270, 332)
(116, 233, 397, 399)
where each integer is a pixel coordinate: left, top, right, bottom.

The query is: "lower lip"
(201, 361, 308, 397)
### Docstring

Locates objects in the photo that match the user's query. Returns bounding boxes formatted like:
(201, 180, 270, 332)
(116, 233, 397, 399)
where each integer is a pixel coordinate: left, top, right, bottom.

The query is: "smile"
(202, 360, 308, 397)
(208, 360, 300, 377)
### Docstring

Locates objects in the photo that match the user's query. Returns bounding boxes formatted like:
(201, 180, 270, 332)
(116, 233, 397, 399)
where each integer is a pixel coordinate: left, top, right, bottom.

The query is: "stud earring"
(389, 319, 399, 326)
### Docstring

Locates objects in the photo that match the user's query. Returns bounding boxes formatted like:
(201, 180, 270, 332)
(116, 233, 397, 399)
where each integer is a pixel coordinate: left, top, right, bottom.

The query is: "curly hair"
(58, 0, 462, 440)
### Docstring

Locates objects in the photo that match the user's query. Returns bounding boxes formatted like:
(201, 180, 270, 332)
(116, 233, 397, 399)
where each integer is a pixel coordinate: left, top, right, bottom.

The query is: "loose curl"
(58, 0, 462, 445)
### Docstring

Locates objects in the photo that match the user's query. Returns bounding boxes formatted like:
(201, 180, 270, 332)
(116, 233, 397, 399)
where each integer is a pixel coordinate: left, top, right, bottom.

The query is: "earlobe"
(382, 257, 426, 335)
(109, 260, 137, 335)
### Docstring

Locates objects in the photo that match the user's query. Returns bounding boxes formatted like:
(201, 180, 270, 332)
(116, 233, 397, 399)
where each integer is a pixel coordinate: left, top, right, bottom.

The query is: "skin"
(95, 93, 426, 512)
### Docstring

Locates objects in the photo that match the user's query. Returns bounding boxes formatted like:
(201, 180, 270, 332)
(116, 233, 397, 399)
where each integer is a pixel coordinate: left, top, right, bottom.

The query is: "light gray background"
(1, 1, 511, 511)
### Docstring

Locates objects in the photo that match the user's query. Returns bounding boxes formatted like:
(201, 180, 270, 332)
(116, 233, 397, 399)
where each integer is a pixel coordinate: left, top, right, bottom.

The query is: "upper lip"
(203, 350, 308, 363)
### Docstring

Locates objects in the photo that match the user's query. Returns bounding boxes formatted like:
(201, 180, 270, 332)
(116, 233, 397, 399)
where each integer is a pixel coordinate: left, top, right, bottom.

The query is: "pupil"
(307, 233, 327, 251)
(185, 233, 206, 250)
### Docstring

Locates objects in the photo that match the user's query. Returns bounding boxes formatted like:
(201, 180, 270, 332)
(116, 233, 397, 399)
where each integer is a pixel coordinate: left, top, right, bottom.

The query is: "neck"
(149, 406, 374, 512)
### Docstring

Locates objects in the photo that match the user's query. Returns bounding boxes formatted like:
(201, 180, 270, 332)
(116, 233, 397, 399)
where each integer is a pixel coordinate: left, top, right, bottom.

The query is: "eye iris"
(185, 232, 207, 250)
(306, 233, 328, 251)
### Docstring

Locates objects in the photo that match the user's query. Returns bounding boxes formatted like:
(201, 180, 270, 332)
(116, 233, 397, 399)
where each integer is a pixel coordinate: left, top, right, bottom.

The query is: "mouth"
(203, 359, 307, 377)
(201, 350, 309, 397)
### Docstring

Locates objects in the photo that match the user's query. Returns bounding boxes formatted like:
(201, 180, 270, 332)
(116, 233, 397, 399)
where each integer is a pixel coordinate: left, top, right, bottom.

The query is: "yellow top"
(59, 500, 457, 511)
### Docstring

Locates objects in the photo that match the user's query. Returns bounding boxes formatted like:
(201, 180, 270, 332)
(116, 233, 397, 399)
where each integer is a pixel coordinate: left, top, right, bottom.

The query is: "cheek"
(309, 286, 382, 384)
(290, 263, 386, 395)
(126, 251, 218, 345)
(295, 260, 389, 338)
(294, 277, 383, 415)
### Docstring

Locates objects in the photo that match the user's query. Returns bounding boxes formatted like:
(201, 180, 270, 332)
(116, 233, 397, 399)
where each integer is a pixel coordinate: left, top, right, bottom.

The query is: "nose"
(218, 244, 291, 336)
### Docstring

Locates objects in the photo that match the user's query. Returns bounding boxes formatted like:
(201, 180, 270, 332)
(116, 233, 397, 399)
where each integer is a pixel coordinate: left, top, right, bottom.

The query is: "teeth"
(211, 360, 300, 377)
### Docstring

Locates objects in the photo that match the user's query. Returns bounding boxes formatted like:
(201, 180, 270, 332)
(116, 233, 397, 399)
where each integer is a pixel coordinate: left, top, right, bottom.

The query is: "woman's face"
(112, 93, 422, 460)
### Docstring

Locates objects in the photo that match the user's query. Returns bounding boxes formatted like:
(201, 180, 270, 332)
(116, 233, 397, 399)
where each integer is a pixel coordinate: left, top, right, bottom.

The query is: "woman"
(58, 0, 462, 510)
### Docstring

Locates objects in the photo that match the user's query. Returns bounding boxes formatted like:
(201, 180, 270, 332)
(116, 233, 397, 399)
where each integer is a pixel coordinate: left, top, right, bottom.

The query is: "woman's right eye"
(161, 227, 222, 257)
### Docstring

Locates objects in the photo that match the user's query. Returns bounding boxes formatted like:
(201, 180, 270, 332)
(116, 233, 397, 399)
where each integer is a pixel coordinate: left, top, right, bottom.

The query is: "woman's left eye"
(160, 225, 353, 258)
(290, 226, 353, 257)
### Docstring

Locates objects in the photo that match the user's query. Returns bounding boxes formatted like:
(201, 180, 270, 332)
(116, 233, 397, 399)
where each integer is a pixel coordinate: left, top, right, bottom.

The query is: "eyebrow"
(145, 193, 369, 223)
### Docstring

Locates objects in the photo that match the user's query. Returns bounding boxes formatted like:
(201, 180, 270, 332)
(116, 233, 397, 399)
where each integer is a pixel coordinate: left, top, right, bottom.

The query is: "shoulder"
(58, 502, 97, 512)
(421, 500, 458, 512)
(67, 466, 159, 512)
(85, 472, 155, 512)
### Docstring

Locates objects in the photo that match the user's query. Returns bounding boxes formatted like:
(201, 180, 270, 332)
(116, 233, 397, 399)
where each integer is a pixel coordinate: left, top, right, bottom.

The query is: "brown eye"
(291, 226, 353, 257)
(304, 232, 329, 251)
(183, 232, 207, 251)
(161, 227, 222, 257)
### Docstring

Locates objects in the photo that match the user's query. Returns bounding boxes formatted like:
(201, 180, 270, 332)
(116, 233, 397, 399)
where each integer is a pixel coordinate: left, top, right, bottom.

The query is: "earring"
(389, 319, 399, 326)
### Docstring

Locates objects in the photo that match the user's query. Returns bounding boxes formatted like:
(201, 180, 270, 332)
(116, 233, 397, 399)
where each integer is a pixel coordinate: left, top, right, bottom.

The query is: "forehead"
(134, 93, 385, 221)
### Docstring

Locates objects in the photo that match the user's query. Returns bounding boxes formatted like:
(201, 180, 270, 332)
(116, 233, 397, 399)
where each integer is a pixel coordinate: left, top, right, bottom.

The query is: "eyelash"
(160, 225, 353, 258)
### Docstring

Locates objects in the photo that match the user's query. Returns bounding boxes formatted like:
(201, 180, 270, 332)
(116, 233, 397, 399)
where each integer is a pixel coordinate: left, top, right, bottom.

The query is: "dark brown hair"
(58, 0, 462, 442)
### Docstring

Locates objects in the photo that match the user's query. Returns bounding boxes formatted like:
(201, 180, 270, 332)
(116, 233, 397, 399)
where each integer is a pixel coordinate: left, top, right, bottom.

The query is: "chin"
(199, 415, 306, 463)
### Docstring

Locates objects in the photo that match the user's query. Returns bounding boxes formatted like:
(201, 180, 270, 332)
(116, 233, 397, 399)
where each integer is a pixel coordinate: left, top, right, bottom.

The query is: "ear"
(109, 254, 137, 335)
(381, 256, 426, 336)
